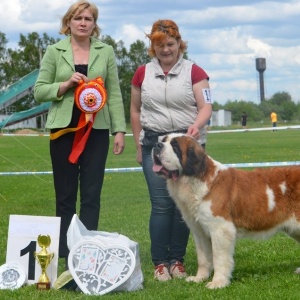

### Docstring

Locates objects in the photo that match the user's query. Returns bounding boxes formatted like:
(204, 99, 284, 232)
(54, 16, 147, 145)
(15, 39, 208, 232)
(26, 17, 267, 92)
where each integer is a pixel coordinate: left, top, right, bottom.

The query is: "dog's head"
(152, 133, 207, 180)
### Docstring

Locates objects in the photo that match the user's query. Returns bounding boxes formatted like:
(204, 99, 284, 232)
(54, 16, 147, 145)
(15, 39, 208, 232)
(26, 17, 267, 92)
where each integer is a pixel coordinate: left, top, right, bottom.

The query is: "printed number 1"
(20, 241, 36, 280)
(204, 90, 210, 102)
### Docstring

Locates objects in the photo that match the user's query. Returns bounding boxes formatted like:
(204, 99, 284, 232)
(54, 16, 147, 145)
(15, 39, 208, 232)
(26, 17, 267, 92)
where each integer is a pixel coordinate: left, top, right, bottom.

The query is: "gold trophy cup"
(34, 234, 54, 290)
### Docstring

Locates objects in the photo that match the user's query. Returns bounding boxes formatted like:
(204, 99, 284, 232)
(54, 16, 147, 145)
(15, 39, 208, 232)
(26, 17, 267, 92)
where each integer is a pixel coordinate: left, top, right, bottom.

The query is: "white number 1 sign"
(6, 215, 60, 286)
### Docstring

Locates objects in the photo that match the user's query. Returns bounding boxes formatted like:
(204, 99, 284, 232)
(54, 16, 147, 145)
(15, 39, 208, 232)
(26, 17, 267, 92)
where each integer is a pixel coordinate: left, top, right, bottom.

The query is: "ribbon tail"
(50, 112, 91, 140)
(68, 114, 95, 164)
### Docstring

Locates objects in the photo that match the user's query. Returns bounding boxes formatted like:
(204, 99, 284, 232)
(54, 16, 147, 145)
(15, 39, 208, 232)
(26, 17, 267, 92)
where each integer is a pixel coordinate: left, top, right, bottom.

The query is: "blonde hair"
(60, 0, 100, 37)
(146, 19, 187, 57)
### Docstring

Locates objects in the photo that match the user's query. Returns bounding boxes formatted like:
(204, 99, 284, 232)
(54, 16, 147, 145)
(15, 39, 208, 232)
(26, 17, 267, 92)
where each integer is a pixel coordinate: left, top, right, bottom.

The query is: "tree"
(280, 101, 297, 121)
(101, 36, 149, 122)
(101, 35, 130, 122)
(259, 100, 275, 119)
(224, 100, 264, 122)
(212, 101, 224, 111)
(0, 32, 9, 87)
(268, 91, 296, 121)
(122, 40, 150, 122)
(270, 91, 292, 106)
(0, 32, 7, 54)
(295, 102, 300, 121)
(127, 40, 150, 72)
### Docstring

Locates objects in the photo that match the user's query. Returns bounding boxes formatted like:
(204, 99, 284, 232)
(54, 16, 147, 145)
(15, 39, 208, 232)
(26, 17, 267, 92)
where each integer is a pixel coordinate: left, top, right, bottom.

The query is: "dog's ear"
(183, 145, 206, 177)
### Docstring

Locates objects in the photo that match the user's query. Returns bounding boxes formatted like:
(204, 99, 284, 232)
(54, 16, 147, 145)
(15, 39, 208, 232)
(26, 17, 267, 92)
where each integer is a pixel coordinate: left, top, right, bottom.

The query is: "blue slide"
(0, 70, 50, 129)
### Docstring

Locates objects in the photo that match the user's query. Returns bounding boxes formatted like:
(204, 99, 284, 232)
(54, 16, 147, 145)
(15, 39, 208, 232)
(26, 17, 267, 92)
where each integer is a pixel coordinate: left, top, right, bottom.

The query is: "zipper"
(164, 75, 175, 130)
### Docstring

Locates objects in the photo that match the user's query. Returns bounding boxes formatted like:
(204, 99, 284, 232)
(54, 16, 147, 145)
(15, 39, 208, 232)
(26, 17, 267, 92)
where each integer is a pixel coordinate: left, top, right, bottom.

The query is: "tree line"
(0, 31, 299, 124)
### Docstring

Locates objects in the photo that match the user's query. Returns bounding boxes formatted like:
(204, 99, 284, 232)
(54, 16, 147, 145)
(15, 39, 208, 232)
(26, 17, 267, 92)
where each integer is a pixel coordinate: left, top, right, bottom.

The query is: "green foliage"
(295, 102, 300, 120)
(270, 91, 292, 105)
(0, 32, 8, 62)
(0, 131, 300, 299)
(212, 101, 223, 111)
(224, 100, 264, 122)
(258, 91, 298, 121)
(268, 92, 297, 121)
(101, 37, 150, 122)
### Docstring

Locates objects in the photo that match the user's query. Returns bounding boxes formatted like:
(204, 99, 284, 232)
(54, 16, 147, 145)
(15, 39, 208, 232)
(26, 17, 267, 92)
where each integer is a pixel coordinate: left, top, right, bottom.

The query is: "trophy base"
(36, 282, 51, 290)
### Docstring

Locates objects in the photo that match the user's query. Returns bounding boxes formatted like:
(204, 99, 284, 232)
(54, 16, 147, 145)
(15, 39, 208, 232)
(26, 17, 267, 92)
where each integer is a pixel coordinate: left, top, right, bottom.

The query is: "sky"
(1, 0, 300, 105)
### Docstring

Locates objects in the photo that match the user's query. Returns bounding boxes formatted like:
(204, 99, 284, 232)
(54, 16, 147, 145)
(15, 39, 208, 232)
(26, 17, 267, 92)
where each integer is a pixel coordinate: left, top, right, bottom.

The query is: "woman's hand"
(57, 72, 88, 97)
(187, 124, 200, 139)
(136, 145, 142, 165)
(113, 132, 125, 155)
(69, 72, 88, 86)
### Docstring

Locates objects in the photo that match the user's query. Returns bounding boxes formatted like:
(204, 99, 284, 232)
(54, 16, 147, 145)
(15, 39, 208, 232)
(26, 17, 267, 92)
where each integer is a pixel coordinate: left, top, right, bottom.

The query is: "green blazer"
(34, 36, 126, 133)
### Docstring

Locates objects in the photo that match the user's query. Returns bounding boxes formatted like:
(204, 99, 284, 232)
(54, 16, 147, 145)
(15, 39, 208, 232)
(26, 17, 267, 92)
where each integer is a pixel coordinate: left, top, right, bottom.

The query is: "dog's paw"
(294, 267, 300, 274)
(205, 277, 230, 289)
(186, 275, 206, 283)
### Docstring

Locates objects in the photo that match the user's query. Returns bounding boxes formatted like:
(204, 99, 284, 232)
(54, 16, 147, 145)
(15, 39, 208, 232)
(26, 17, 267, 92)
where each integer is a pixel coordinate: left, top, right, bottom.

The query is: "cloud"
(108, 23, 148, 46)
(247, 37, 272, 57)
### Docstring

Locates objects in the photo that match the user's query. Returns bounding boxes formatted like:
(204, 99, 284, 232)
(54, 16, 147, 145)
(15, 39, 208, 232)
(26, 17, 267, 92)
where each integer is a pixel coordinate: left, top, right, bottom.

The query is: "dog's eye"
(161, 136, 168, 142)
(171, 139, 182, 159)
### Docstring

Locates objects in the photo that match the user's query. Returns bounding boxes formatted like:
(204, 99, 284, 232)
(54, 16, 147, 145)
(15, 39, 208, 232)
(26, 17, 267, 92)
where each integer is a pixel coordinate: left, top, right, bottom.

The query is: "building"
(0, 113, 37, 130)
(211, 109, 232, 126)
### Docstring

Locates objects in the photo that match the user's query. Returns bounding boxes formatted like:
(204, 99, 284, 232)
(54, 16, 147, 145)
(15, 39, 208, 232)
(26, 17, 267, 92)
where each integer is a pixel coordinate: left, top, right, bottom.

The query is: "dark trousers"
(50, 129, 109, 257)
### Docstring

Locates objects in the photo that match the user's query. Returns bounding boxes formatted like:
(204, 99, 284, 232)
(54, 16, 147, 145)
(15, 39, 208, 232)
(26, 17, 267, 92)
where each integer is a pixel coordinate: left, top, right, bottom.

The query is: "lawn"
(0, 128, 300, 299)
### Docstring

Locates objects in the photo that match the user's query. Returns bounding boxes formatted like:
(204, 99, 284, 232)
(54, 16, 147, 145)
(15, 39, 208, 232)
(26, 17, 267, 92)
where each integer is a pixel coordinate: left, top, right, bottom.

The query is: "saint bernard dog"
(152, 133, 300, 289)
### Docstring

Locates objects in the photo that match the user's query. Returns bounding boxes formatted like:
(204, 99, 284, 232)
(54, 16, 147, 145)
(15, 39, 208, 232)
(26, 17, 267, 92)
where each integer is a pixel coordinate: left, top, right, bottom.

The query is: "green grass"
(0, 129, 300, 299)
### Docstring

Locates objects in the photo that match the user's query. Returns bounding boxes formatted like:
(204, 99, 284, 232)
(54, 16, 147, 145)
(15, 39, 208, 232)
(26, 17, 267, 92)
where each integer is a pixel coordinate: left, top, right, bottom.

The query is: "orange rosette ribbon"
(74, 77, 107, 114)
(50, 77, 107, 164)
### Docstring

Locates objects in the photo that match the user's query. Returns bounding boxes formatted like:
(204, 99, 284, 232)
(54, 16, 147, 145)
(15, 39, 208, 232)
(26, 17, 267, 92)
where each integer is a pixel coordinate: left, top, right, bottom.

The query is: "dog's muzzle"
(153, 142, 164, 156)
(152, 142, 179, 180)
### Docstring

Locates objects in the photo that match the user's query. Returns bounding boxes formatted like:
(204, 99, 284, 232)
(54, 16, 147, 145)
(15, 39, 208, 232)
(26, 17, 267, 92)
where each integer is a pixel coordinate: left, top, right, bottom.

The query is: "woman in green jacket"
(34, 0, 126, 265)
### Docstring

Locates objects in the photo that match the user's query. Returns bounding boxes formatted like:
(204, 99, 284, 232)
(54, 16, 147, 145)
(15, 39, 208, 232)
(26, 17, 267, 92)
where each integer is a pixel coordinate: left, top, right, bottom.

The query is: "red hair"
(146, 19, 187, 57)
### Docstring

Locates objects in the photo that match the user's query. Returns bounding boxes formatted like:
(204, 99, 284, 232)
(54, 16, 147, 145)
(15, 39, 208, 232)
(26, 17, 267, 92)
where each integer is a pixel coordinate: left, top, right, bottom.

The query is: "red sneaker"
(170, 261, 187, 279)
(154, 264, 172, 281)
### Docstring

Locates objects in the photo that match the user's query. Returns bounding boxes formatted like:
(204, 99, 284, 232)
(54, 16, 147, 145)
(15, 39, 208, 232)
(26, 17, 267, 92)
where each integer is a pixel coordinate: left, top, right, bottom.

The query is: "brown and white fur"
(152, 133, 300, 289)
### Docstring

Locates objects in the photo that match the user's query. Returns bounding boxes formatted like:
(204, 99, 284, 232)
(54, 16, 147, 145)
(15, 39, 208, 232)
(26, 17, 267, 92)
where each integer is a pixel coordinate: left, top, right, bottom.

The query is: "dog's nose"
(154, 142, 164, 150)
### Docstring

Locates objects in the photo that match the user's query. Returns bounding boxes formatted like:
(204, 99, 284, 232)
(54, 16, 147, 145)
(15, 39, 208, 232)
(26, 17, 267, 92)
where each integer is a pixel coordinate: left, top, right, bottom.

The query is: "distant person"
(241, 112, 247, 129)
(34, 0, 126, 269)
(270, 111, 277, 131)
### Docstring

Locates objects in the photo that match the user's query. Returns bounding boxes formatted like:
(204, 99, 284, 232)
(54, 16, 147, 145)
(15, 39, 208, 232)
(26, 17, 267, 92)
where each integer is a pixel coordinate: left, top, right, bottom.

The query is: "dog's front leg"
(186, 225, 212, 283)
(206, 225, 236, 289)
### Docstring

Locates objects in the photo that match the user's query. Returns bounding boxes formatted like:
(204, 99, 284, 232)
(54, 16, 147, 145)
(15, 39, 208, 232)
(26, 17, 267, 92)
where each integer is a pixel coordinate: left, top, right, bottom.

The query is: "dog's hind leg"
(285, 229, 300, 274)
(206, 223, 236, 289)
(186, 224, 212, 283)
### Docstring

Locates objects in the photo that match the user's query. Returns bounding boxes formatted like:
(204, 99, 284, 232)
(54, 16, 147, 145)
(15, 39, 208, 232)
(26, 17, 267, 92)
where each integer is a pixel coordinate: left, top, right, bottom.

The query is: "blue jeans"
(142, 145, 190, 266)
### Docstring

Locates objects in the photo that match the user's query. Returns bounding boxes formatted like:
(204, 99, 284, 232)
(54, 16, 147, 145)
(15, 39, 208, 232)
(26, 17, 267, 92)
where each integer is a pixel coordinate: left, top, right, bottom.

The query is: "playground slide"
(0, 69, 50, 129)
